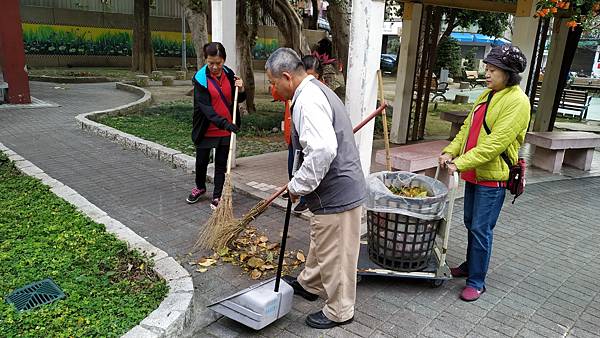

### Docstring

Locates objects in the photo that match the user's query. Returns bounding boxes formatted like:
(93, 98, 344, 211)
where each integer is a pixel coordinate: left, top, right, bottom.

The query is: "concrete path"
(2, 82, 600, 337)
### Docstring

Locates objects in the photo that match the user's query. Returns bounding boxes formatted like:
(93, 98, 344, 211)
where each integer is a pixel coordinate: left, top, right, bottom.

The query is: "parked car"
(318, 17, 330, 33)
(380, 53, 397, 74)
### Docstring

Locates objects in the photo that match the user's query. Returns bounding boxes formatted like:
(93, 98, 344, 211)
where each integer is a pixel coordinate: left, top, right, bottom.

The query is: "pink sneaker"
(460, 286, 485, 302)
(450, 266, 469, 278)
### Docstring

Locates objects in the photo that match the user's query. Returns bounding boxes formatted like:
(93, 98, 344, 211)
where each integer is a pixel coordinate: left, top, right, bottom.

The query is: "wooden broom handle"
(264, 103, 388, 204)
(225, 86, 239, 175)
(377, 70, 392, 171)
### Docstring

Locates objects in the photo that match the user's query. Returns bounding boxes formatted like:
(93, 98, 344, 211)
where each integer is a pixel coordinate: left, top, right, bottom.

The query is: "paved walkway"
(2, 82, 600, 337)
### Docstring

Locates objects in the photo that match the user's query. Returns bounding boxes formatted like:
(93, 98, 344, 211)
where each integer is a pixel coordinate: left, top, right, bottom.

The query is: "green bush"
(435, 37, 462, 79)
(0, 153, 167, 337)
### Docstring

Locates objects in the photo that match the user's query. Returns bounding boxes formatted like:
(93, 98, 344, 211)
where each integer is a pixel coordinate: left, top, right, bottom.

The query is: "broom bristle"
(195, 174, 235, 250)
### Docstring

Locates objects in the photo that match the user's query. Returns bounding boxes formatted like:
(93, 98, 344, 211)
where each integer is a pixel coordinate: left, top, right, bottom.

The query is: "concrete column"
(211, 0, 238, 71)
(0, 0, 31, 104)
(390, 3, 422, 144)
(512, 0, 539, 91)
(211, 0, 239, 166)
(345, 0, 385, 177)
(533, 18, 569, 132)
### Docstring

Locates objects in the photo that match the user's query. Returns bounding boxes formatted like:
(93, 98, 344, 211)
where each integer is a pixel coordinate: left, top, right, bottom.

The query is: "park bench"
(464, 70, 486, 89)
(375, 140, 451, 177)
(0, 81, 8, 104)
(569, 77, 600, 91)
(532, 86, 592, 120)
(526, 131, 600, 173)
(431, 77, 449, 102)
(439, 110, 469, 139)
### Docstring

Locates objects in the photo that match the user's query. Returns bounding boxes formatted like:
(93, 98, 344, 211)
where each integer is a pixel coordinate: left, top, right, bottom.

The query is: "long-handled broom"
(377, 69, 392, 171)
(195, 86, 239, 250)
(206, 103, 389, 250)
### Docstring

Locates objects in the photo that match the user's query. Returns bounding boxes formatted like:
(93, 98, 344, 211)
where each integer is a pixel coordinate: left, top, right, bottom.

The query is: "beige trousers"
(297, 206, 362, 322)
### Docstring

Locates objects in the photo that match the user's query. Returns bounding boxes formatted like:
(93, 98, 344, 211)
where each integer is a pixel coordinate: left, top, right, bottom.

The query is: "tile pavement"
(1, 81, 600, 337)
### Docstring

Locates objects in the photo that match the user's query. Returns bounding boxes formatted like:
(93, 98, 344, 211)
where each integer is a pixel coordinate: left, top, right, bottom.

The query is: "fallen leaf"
(247, 257, 265, 268)
(296, 252, 306, 263)
(218, 247, 230, 256)
(188, 261, 197, 266)
(262, 264, 275, 270)
(250, 269, 262, 279)
(267, 243, 279, 250)
(259, 235, 269, 243)
(196, 268, 208, 273)
(198, 258, 217, 267)
(239, 253, 248, 261)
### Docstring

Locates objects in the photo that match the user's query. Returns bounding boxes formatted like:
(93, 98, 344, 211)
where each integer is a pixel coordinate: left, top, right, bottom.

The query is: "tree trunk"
(261, 0, 310, 54)
(238, 0, 256, 113)
(440, 9, 457, 43)
(178, 0, 209, 70)
(132, 0, 155, 74)
(184, 7, 209, 69)
(309, 0, 319, 29)
(327, 0, 350, 80)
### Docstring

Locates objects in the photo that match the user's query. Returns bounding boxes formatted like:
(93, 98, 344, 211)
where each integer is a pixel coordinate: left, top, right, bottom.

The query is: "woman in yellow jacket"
(439, 45, 530, 302)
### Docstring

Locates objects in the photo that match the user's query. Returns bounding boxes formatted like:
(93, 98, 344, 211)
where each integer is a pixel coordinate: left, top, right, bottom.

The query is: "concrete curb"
(0, 147, 194, 335)
(75, 82, 308, 219)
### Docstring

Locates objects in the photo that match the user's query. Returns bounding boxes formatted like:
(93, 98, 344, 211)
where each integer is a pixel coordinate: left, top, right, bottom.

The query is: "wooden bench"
(526, 131, 600, 173)
(464, 70, 486, 89)
(532, 86, 592, 120)
(439, 110, 469, 139)
(375, 140, 450, 175)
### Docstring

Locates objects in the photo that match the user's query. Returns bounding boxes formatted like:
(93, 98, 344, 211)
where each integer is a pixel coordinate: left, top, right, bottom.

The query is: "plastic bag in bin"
(365, 171, 449, 220)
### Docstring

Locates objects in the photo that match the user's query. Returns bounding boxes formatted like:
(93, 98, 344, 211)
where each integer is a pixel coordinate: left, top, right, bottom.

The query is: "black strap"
(207, 76, 232, 112)
(481, 91, 513, 167)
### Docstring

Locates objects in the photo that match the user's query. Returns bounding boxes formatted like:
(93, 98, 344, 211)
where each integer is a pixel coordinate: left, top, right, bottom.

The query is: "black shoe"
(281, 192, 290, 200)
(305, 310, 353, 329)
(282, 276, 318, 301)
(293, 201, 308, 213)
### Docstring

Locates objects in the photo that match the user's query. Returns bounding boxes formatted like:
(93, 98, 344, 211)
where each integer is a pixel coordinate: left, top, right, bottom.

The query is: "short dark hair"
(315, 38, 333, 56)
(203, 42, 226, 60)
(301, 55, 322, 77)
(506, 71, 522, 87)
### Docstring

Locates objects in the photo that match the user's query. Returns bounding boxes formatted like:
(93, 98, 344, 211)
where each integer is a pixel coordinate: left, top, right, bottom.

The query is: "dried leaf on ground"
(250, 269, 262, 280)
(296, 252, 306, 263)
(196, 268, 208, 273)
(197, 257, 218, 267)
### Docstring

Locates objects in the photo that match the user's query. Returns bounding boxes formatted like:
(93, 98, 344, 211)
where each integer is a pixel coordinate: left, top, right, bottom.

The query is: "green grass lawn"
(97, 100, 289, 158)
(0, 153, 167, 337)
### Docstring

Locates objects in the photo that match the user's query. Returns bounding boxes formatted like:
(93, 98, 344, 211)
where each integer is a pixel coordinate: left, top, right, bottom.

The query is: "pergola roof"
(401, 0, 525, 15)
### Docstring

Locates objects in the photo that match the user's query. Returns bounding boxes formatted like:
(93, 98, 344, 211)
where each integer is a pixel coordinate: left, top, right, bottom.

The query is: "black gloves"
(225, 122, 239, 133)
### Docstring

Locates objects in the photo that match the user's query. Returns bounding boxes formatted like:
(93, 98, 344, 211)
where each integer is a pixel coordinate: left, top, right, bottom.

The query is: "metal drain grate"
(5, 278, 65, 311)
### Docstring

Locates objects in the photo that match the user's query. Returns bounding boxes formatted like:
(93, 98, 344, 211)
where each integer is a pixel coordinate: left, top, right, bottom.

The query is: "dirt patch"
(147, 85, 193, 105)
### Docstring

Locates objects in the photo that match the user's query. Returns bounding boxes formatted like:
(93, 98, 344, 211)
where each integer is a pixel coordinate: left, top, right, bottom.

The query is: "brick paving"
(2, 82, 600, 337)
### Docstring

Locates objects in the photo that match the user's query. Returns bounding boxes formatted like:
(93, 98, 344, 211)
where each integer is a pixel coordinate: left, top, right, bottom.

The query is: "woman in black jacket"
(187, 42, 246, 209)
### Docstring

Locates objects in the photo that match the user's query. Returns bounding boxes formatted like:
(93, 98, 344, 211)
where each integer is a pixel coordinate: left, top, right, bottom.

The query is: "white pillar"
(211, 0, 239, 166)
(512, 0, 539, 91)
(211, 0, 238, 72)
(390, 3, 422, 144)
(345, 0, 385, 177)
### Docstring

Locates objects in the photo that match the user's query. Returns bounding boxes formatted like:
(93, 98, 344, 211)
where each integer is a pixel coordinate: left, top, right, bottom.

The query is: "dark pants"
(195, 143, 229, 199)
(462, 182, 506, 290)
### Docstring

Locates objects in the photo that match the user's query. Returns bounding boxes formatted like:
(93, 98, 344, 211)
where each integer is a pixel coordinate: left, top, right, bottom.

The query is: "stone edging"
(0, 149, 193, 335)
(29, 75, 112, 83)
(75, 82, 197, 175)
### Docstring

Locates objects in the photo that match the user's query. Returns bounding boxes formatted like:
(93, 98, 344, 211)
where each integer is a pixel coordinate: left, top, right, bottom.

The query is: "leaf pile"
(191, 227, 305, 280)
(387, 185, 429, 198)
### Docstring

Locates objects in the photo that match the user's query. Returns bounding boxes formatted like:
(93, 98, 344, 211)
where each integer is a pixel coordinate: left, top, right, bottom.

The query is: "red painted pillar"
(0, 0, 31, 104)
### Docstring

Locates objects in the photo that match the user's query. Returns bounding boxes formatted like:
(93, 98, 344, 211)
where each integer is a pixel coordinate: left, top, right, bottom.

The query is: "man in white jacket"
(265, 48, 366, 329)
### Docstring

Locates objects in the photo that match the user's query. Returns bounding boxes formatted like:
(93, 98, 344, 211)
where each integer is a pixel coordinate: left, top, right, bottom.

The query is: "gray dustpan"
(208, 199, 295, 330)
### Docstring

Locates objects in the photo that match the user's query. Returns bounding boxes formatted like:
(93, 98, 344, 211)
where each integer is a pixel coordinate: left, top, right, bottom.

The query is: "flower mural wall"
(22, 23, 282, 60)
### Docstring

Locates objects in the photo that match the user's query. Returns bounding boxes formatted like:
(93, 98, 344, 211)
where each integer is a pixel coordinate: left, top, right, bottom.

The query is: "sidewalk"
(2, 81, 600, 337)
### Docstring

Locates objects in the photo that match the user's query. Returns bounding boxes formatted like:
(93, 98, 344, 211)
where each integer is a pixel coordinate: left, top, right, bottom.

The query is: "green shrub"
(0, 153, 167, 337)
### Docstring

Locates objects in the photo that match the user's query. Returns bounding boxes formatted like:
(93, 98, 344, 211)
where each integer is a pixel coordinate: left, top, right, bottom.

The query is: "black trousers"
(195, 141, 230, 199)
